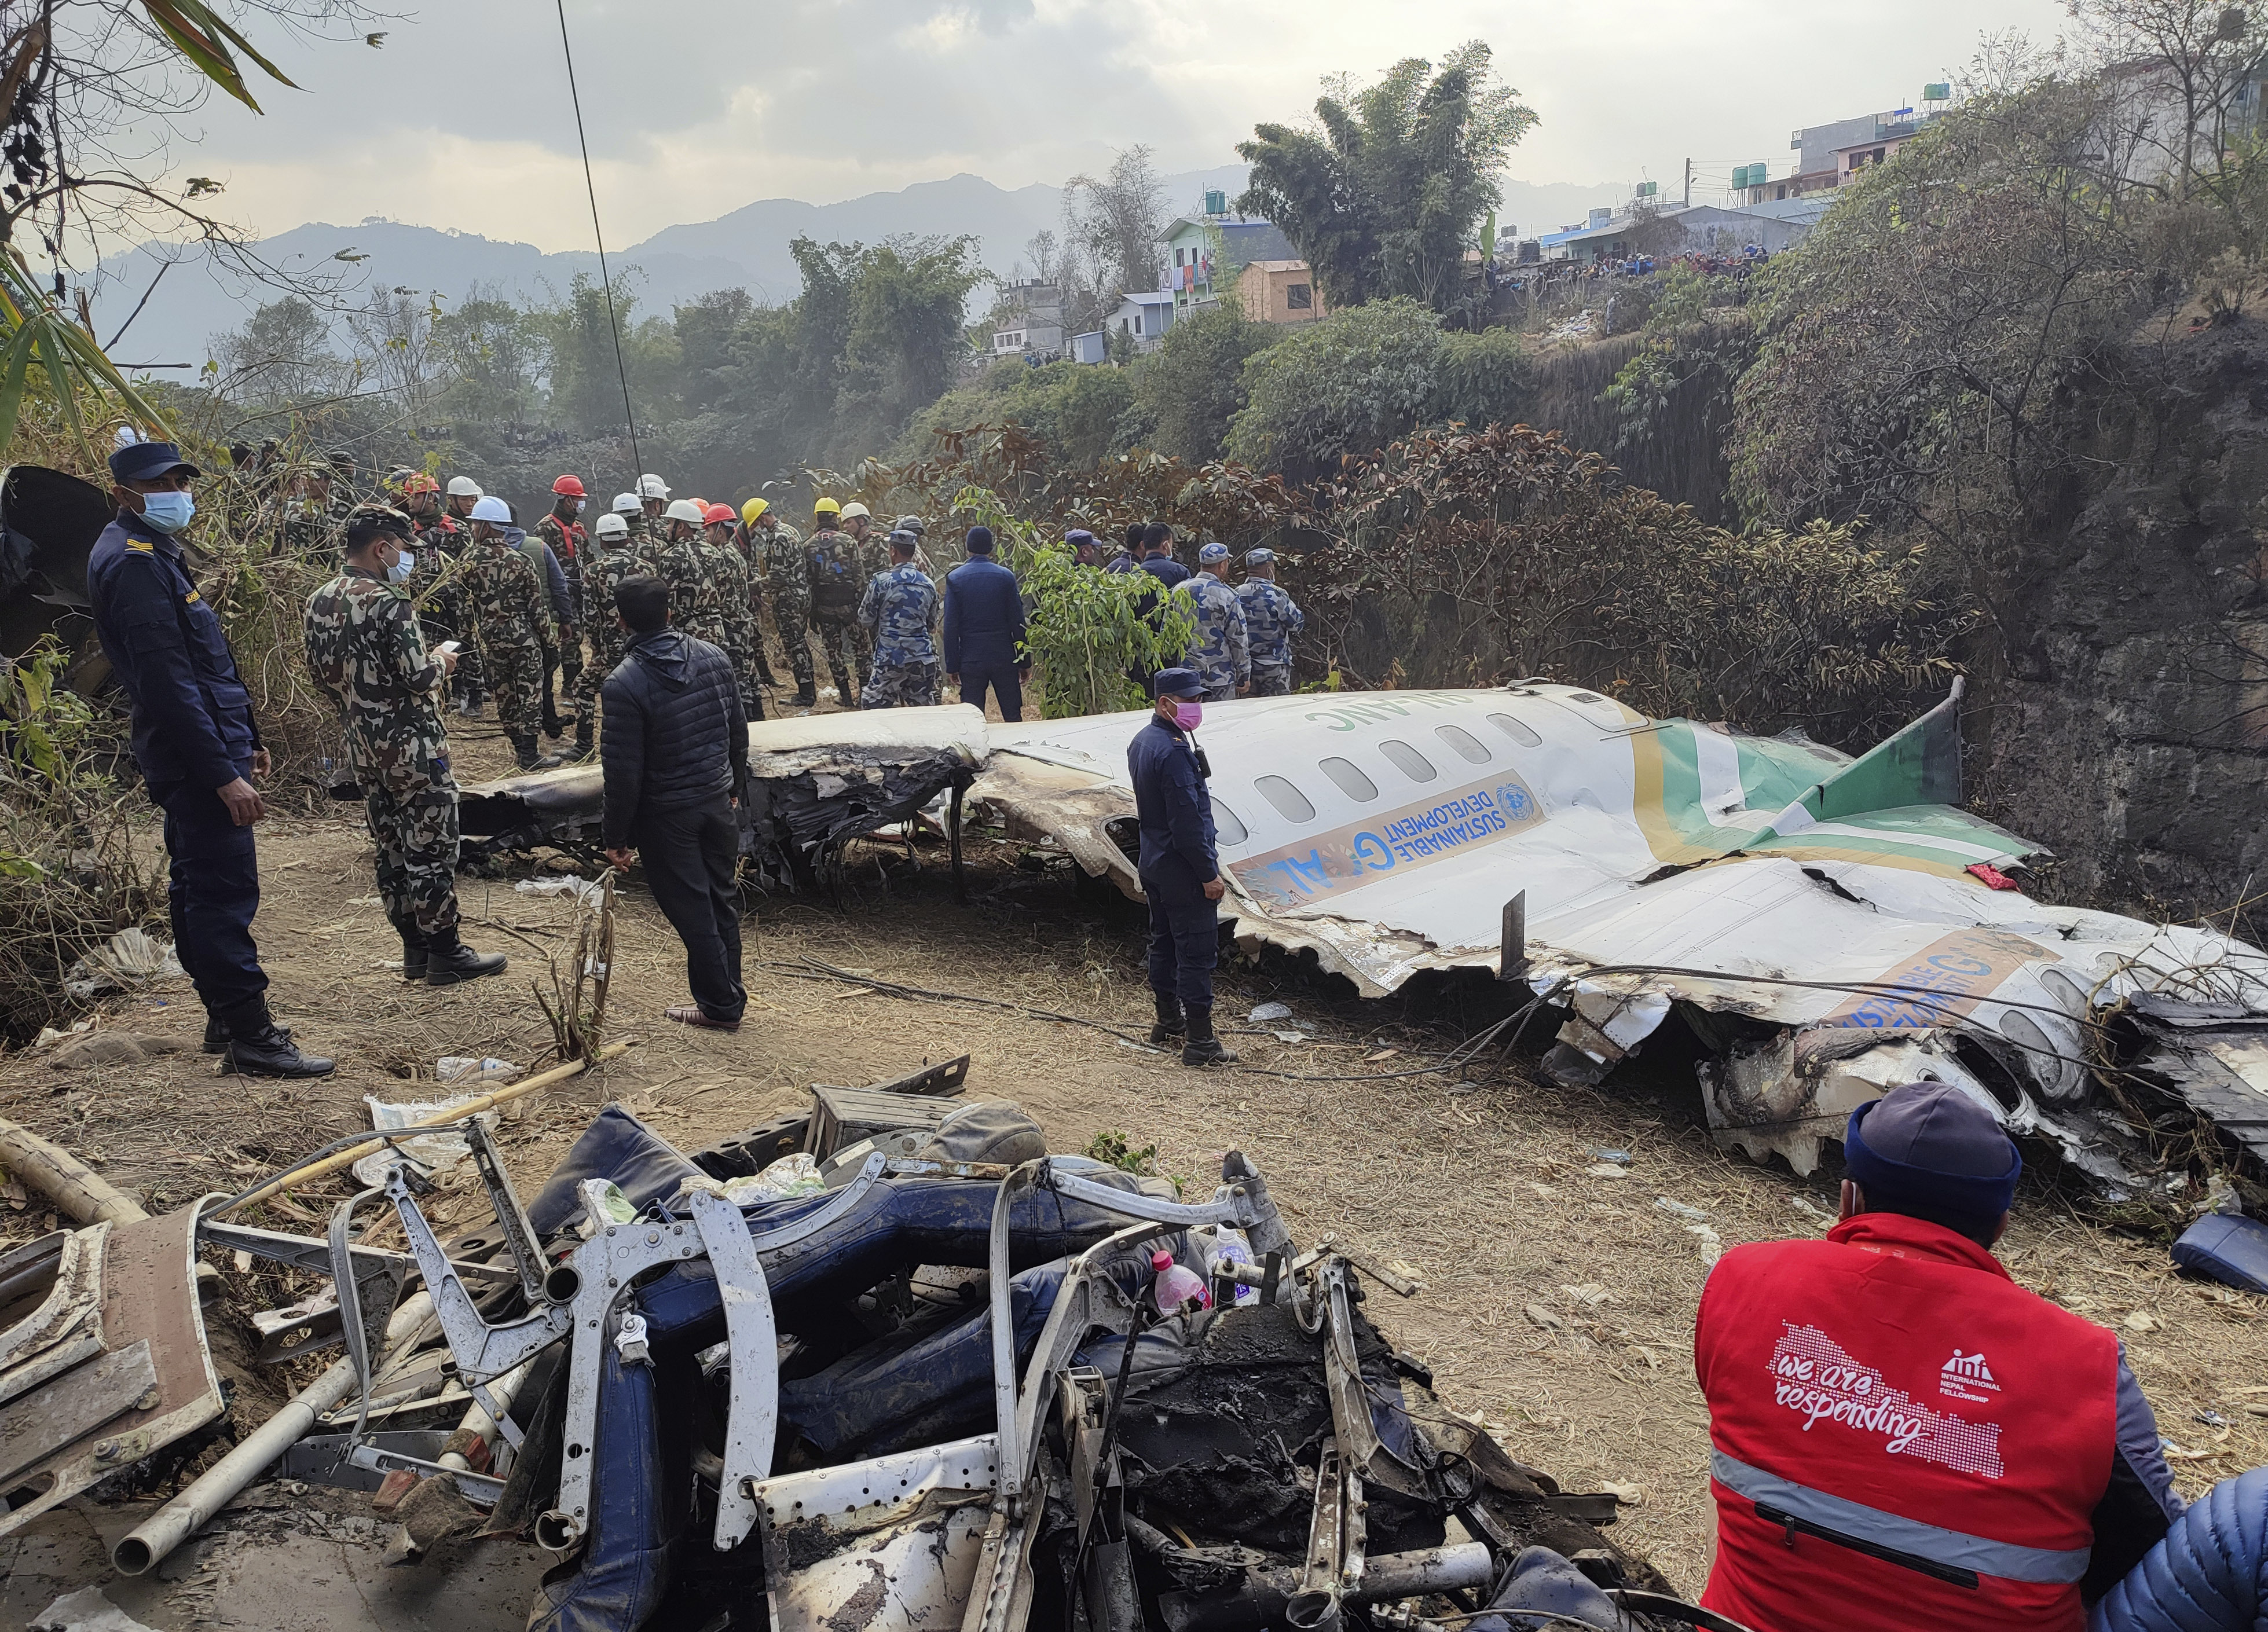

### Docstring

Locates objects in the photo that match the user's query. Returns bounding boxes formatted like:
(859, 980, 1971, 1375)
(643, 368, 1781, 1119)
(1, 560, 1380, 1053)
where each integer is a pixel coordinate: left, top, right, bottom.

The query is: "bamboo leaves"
(0, 252, 170, 456)
(139, 1, 299, 112)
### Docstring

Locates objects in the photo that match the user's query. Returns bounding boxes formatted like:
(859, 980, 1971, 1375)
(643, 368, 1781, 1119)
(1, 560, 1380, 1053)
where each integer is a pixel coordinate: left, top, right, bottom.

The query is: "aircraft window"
(1212, 799, 1248, 845)
(1379, 740, 1437, 782)
(1487, 712, 1542, 748)
(1318, 757, 1379, 802)
(2038, 967, 2089, 1013)
(1569, 691, 1610, 705)
(1435, 725, 1492, 764)
(1253, 776, 1315, 823)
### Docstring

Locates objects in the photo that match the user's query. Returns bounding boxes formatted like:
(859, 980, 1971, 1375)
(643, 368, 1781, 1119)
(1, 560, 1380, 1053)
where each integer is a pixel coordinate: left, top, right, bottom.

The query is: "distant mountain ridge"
(87, 170, 1622, 364)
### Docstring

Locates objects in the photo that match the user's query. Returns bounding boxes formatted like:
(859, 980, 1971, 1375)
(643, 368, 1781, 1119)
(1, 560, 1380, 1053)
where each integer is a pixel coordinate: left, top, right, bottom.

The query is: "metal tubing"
(438, 1358, 530, 1475)
(113, 1292, 435, 1575)
(1351, 1543, 1494, 1604)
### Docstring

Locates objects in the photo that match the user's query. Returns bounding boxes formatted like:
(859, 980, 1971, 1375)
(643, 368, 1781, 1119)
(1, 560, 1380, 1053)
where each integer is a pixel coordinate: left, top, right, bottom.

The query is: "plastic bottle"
(1204, 1229, 1259, 1307)
(1150, 1249, 1212, 1315)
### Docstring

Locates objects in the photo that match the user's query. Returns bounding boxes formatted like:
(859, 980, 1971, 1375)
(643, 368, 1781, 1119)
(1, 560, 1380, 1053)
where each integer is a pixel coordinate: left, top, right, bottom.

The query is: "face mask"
(570, 498, 585, 516)
(1171, 700, 1203, 732)
(385, 546, 415, 584)
(139, 489, 195, 533)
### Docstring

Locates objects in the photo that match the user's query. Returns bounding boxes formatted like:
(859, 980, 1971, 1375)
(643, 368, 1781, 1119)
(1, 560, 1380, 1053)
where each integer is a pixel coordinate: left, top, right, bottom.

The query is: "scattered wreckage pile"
(1, 1061, 1734, 1632)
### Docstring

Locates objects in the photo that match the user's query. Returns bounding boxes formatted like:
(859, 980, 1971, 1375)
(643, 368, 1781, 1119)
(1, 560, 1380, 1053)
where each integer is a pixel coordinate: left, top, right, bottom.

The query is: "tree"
(1063, 146, 1167, 305)
(1238, 43, 1537, 313)
(209, 294, 344, 404)
(433, 287, 543, 424)
(673, 288, 756, 414)
(833, 236, 985, 456)
(534, 274, 680, 437)
(1126, 300, 1281, 462)
(2067, 0, 2268, 197)
(345, 289, 449, 426)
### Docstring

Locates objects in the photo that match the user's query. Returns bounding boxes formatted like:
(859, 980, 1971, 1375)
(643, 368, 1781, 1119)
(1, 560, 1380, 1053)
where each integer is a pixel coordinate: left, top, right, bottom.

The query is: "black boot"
(1149, 992, 1185, 1047)
(1181, 1004, 1238, 1068)
(218, 997, 335, 1078)
(792, 685, 818, 709)
(202, 1013, 229, 1055)
(425, 927, 508, 986)
(570, 720, 595, 764)
(401, 927, 429, 983)
(514, 733, 563, 772)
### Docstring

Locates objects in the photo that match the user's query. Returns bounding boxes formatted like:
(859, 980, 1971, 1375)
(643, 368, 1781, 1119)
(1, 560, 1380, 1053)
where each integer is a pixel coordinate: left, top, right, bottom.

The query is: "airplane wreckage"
(463, 684, 2268, 1195)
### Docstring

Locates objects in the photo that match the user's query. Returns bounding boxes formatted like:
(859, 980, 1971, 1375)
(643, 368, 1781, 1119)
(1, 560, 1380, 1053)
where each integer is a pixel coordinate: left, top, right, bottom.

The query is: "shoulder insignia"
(184, 588, 201, 603)
(126, 540, 154, 553)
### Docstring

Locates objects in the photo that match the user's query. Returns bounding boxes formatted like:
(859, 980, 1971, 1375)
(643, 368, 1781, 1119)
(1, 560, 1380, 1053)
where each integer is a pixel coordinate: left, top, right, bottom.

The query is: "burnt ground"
(3, 709, 2266, 1615)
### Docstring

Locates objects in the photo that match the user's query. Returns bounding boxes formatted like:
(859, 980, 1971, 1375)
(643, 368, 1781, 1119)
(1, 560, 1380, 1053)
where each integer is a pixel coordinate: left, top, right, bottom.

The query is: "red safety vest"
(1695, 1213, 2117, 1632)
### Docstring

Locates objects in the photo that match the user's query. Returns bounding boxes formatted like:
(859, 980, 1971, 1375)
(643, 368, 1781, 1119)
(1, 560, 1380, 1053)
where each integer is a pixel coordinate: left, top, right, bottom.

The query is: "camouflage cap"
(344, 503, 416, 543)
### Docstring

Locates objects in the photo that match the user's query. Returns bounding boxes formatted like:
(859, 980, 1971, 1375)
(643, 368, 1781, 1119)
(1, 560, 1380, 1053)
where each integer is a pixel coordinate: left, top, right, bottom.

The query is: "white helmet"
(595, 511, 629, 540)
(468, 495, 512, 523)
(664, 498, 706, 526)
(839, 501, 871, 520)
(446, 476, 483, 498)
(611, 492, 641, 515)
(636, 474, 670, 500)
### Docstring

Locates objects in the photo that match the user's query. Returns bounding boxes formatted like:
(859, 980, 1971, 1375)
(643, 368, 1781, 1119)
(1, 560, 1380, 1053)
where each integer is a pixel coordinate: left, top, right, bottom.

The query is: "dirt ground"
(5, 707, 2267, 1615)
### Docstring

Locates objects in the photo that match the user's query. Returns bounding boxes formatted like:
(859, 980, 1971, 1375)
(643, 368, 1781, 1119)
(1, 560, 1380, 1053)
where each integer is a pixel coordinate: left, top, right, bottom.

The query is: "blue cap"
(965, 525, 995, 554)
(109, 440, 200, 483)
(1065, 529, 1095, 546)
(1153, 666, 1203, 699)
(1199, 542, 1229, 565)
(1844, 1083, 2020, 1241)
(1245, 547, 1276, 565)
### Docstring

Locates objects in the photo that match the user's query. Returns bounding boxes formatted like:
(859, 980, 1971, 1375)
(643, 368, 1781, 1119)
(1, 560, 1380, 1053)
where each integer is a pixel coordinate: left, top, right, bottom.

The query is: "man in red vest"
(1695, 1082, 2183, 1632)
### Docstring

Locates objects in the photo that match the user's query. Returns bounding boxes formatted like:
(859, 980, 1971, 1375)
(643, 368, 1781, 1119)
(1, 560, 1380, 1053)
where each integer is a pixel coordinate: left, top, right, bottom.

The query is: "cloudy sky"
(168, 0, 2057, 250)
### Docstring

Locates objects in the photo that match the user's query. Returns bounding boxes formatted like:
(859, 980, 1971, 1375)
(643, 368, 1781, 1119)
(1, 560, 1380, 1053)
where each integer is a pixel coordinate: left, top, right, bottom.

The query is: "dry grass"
(3, 710, 2263, 1594)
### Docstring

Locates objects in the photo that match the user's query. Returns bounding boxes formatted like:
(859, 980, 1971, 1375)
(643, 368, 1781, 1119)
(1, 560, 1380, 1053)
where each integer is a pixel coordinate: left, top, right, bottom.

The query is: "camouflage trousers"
(775, 597, 816, 691)
(1199, 678, 1239, 703)
(485, 640, 544, 735)
(1251, 663, 1292, 696)
(366, 762, 461, 937)
(557, 630, 583, 706)
(862, 660, 940, 709)
(812, 614, 859, 704)
(574, 637, 626, 736)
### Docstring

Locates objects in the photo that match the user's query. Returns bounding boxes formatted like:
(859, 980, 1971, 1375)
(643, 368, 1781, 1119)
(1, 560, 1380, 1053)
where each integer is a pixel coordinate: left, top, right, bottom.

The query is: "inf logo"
(1939, 1349, 2002, 1402)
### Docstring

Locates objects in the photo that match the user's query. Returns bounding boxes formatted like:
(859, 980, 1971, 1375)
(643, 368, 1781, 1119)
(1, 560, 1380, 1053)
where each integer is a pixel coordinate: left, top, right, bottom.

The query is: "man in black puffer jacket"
(600, 575, 750, 1030)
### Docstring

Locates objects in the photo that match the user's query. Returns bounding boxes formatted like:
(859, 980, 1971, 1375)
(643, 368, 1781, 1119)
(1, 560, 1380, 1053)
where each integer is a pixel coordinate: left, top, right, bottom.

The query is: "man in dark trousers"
(599, 577, 750, 1032)
(87, 439, 332, 1077)
(1127, 668, 1235, 1067)
(941, 525, 1029, 721)
(1696, 1081, 2181, 1632)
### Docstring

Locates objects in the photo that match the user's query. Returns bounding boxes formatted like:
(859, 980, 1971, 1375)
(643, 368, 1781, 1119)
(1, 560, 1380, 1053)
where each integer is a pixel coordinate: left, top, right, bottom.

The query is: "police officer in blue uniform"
(87, 439, 333, 1077)
(940, 525, 1029, 721)
(1127, 667, 1237, 1068)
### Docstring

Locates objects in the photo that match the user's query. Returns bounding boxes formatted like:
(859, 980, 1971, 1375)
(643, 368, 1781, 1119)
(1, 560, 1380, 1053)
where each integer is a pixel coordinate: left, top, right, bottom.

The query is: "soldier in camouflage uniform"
(463, 496, 562, 769)
(765, 500, 818, 706)
(276, 466, 340, 559)
(702, 504, 766, 719)
(652, 500, 727, 647)
(806, 501, 866, 706)
(839, 503, 884, 668)
(571, 510, 643, 762)
(1185, 543, 1251, 702)
(735, 498, 781, 687)
(536, 476, 589, 736)
(440, 477, 489, 714)
(858, 531, 943, 707)
(303, 506, 507, 986)
(1236, 547, 1304, 696)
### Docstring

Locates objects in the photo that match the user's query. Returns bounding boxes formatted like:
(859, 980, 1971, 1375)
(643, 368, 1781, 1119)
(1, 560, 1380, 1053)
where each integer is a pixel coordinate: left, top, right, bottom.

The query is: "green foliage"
(1238, 42, 1537, 312)
(1225, 299, 1534, 479)
(0, 254, 170, 457)
(906, 360, 1137, 470)
(1083, 1129, 1162, 1176)
(0, 637, 156, 1040)
(1126, 301, 1281, 461)
(531, 276, 682, 436)
(955, 485, 1197, 717)
(1310, 422, 1974, 743)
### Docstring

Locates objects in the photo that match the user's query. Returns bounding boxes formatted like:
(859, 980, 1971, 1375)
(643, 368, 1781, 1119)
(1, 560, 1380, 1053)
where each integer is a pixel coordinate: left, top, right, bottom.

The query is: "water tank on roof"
(1923, 83, 1951, 102)
(1732, 166, 1751, 189)
(1204, 189, 1226, 215)
(1752, 162, 1768, 182)
(1588, 207, 1611, 229)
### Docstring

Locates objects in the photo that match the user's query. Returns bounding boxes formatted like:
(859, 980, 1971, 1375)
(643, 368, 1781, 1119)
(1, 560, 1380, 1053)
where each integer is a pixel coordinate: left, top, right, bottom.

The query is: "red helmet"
(552, 474, 587, 497)
(703, 503, 736, 526)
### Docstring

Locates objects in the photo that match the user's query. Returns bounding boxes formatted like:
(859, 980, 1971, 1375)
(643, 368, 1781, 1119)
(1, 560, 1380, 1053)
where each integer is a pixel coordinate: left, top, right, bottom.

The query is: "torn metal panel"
(457, 703, 991, 886)
(0, 1201, 225, 1536)
(973, 686, 2268, 1175)
(2122, 996, 2268, 1165)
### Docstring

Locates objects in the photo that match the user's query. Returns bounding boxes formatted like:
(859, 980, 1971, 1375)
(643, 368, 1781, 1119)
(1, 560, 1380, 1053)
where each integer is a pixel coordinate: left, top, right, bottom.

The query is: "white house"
(1109, 290, 1177, 352)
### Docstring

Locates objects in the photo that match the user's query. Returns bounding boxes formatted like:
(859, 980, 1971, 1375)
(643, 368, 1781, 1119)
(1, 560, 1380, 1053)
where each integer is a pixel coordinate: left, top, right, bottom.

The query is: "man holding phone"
(306, 505, 508, 988)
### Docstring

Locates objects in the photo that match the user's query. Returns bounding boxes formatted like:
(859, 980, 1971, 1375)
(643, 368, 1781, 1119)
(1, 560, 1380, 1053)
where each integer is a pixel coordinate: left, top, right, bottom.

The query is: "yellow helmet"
(742, 497, 770, 524)
(814, 497, 841, 516)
